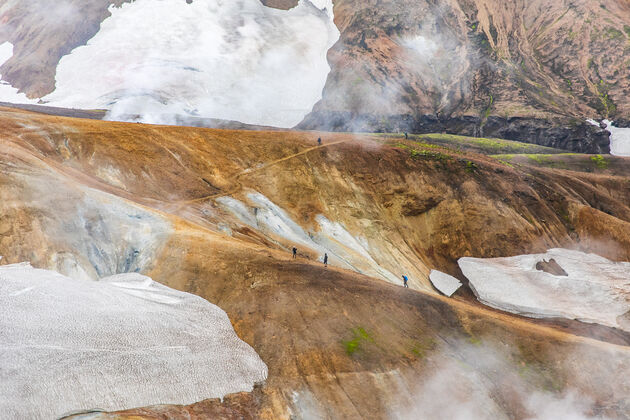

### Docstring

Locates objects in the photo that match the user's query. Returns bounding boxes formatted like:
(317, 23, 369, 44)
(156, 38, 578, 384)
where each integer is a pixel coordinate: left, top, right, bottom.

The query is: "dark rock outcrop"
(259, 0, 298, 9)
(299, 112, 611, 154)
(536, 258, 569, 276)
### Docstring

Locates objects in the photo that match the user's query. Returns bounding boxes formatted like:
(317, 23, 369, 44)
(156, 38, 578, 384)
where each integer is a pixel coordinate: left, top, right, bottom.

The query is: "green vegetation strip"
(416, 133, 563, 155)
(373, 132, 565, 155)
(490, 153, 610, 171)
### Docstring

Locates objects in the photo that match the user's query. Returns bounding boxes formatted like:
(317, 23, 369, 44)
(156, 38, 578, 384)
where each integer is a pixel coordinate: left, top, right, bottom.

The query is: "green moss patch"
(343, 327, 374, 356)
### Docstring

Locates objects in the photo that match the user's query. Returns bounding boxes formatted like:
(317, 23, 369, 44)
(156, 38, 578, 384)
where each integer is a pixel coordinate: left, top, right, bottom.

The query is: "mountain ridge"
(1, 0, 629, 151)
(1, 106, 630, 417)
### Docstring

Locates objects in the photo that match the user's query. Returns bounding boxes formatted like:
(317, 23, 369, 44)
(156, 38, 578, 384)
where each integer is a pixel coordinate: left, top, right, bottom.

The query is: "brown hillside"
(1, 107, 629, 418)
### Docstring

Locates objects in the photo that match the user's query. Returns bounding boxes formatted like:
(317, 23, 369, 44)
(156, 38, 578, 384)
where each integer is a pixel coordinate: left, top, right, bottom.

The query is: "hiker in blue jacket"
(402, 275, 409, 288)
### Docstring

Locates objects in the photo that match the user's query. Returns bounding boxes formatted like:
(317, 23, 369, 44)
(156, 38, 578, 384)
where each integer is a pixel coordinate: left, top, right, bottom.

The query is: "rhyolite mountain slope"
(299, 0, 630, 152)
(2, 106, 630, 418)
(1, 0, 629, 151)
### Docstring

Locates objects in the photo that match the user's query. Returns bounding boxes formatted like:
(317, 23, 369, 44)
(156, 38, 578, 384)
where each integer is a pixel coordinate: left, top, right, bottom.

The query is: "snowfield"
(459, 249, 630, 331)
(0, 263, 268, 419)
(602, 119, 630, 157)
(41, 0, 339, 127)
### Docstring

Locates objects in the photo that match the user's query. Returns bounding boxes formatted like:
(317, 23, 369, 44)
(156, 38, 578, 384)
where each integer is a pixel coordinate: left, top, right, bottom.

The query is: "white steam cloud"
(525, 392, 607, 420)
(42, 0, 339, 127)
(391, 340, 615, 420)
(396, 19, 472, 114)
(402, 35, 439, 58)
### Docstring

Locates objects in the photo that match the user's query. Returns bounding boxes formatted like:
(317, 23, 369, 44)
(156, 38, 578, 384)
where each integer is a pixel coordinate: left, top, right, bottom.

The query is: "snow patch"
(587, 118, 630, 156)
(0, 42, 39, 105)
(42, 0, 340, 127)
(603, 119, 630, 157)
(0, 263, 267, 419)
(314, 214, 400, 283)
(247, 192, 318, 249)
(429, 270, 462, 297)
(459, 249, 630, 330)
(216, 196, 259, 228)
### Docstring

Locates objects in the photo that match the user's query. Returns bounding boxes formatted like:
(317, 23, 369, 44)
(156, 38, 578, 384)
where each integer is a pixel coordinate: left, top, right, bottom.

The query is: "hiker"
(292, 247, 297, 259)
(324, 253, 328, 267)
(402, 275, 409, 288)
(318, 137, 322, 146)
(404, 132, 408, 140)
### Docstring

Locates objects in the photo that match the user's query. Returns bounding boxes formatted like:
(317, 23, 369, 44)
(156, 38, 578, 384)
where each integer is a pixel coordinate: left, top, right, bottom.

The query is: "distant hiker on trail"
(324, 253, 328, 267)
(404, 132, 409, 140)
(402, 275, 409, 288)
(318, 137, 322, 146)
(292, 247, 297, 259)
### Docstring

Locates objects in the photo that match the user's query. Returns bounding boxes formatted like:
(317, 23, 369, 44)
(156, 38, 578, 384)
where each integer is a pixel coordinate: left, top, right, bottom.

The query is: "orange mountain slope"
(1, 107, 629, 418)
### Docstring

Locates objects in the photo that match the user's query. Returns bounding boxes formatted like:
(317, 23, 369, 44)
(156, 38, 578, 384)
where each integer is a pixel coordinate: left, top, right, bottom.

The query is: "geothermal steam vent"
(0, 263, 268, 419)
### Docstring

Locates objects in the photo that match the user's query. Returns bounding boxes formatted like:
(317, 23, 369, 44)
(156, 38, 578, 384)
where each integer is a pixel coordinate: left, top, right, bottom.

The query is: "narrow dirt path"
(176, 139, 347, 205)
(2, 135, 348, 209)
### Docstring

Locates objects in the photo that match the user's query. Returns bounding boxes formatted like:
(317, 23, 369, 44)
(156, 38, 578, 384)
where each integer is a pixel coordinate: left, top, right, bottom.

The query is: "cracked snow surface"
(0, 263, 268, 419)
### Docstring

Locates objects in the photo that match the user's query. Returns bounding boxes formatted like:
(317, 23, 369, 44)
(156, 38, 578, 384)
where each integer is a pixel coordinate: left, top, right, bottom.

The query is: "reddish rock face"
(305, 0, 630, 120)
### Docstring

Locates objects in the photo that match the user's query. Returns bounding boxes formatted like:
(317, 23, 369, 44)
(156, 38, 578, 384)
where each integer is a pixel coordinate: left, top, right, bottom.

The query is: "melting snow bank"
(429, 270, 462, 297)
(587, 119, 630, 156)
(0, 263, 267, 419)
(42, 0, 339, 127)
(0, 42, 38, 105)
(459, 249, 630, 331)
